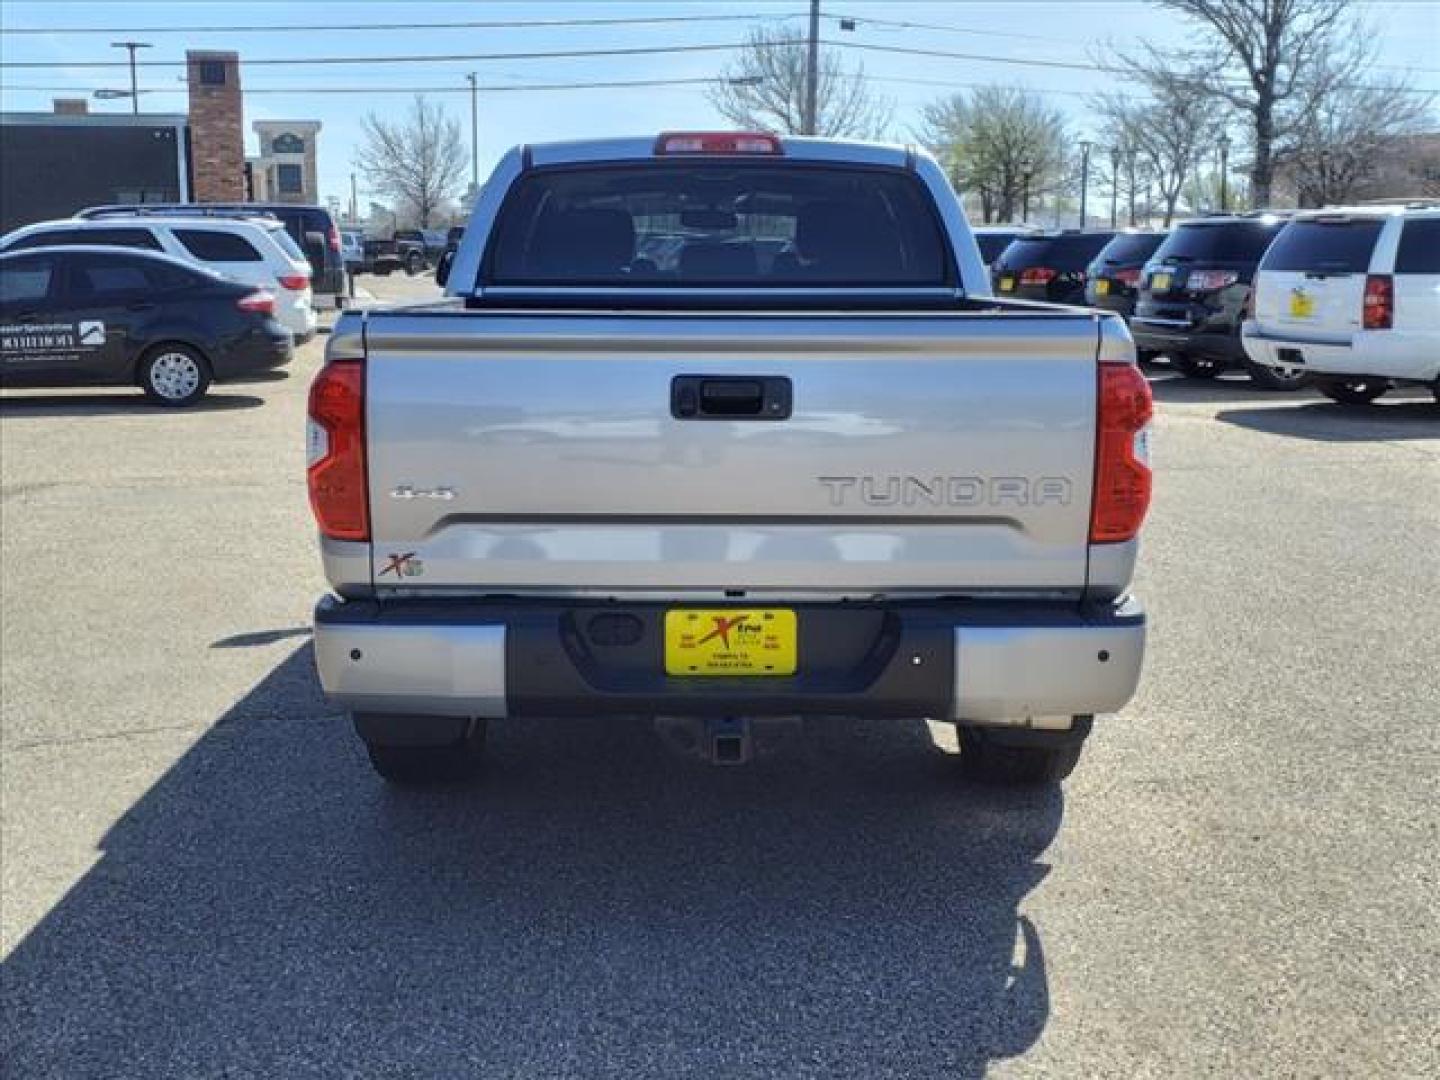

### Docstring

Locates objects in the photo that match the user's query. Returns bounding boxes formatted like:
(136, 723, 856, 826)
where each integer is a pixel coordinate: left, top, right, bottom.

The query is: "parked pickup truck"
(360, 229, 446, 276)
(308, 132, 1153, 788)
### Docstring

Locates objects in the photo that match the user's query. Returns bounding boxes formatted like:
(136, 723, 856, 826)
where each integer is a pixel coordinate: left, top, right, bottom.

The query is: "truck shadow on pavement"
(1216, 399, 1439, 442)
(1143, 370, 1319, 405)
(0, 392, 265, 417)
(3, 645, 1062, 1080)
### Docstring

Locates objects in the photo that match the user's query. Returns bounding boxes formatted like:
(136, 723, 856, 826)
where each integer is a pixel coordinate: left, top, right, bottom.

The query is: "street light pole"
(803, 0, 820, 136)
(1109, 147, 1120, 228)
(350, 171, 358, 225)
(466, 73, 479, 197)
(110, 41, 150, 114)
(1126, 148, 1138, 227)
(1078, 140, 1093, 228)
(1020, 160, 1034, 223)
(1218, 132, 1231, 212)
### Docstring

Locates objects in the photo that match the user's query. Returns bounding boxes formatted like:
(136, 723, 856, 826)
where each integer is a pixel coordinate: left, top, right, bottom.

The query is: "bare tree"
(709, 25, 891, 138)
(918, 86, 1069, 223)
(1157, 0, 1360, 206)
(354, 95, 466, 229)
(1094, 49, 1224, 226)
(1285, 73, 1436, 205)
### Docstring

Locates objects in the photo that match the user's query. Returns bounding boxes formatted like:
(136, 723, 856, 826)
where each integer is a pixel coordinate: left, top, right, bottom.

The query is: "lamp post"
(1126, 147, 1138, 227)
(466, 73, 479, 197)
(1020, 159, 1034, 223)
(1109, 146, 1120, 227)
(1078, 140, 1093, 228)
(1217, 132, 1231, 212)
(109, 41, 151, 114)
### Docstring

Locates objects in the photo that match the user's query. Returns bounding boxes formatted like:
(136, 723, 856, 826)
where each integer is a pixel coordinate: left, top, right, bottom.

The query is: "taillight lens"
(328, 224, 341, 252)
(236, 290, 275, 314)
(1363, 274, 1393, 330)
(1020, 267, 1057, 285)
(278, 273, 310, 291)
(655, 131, 781, 155)
(307, 360, 369, 541)
(1188, 270, 1239, 292)
(1114, 268, 1141, 286)
(1090, 362, 1153, 544)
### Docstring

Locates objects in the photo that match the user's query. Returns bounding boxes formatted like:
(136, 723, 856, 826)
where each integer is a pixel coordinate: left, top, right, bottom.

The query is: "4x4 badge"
(380, 552, 424, 578)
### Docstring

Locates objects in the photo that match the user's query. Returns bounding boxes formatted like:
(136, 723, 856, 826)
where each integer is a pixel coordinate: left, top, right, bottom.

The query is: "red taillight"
(236, 290, 275, 314)
(1114, 268, 1141, 286)
(1090, 362, 1153, 544)
(1187, 270, 1239, 292)
(307, 360, 369, 541)
(1020, 267, 1057, 286)
(328, 224, 341, 252)
(278, 273, 310, 291)
(1363, 274, 1393, 330)
(655, 131, 782, 155)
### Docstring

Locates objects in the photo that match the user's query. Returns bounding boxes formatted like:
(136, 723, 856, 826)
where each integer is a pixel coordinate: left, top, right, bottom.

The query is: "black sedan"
(0, 246, 292, 406)
(991, 230, 1116, 305)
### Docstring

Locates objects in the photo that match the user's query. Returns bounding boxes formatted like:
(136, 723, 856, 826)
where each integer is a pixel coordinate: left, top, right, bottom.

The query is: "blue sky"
(3, 0, 1437, 208)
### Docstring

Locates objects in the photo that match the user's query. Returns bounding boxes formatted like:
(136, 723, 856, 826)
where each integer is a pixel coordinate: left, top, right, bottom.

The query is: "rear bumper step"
(313, 595, 1145, 723)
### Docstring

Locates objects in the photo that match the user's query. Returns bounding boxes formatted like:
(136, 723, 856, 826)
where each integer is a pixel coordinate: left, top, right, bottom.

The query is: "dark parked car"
(0, 246, 292, 406)
(1084, 230, 1168, 319)
(1130, 212, 1302, 388)
(991, 230, 1117, 304)
(972, 225, 1034, 268)
(79, 202, 347, 308)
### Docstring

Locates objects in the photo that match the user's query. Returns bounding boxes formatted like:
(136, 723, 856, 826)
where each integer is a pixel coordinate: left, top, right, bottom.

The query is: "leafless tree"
(1157, 0, 1362, 206)
(1093, 50, 1224, 226)
(917, 86, 1069, 223)
(1285, 73, 1436, 205)
(709, 25, 892, 138)
(354, 95, 466, 229)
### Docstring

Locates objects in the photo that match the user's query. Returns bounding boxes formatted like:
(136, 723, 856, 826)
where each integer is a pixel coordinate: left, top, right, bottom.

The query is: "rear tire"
(1245, 360, 1312, 391)
(957, 725, 1085, 786)
(139, 343, 211, 406)
(1174, 354, 1223, 379)
(1320, 380, 1390, 406)
(361, 718, 488, 786)
(405, 251, 424, 276)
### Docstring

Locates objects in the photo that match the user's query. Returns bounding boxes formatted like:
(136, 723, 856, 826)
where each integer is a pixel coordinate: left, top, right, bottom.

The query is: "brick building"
(185, 50, 246, 202)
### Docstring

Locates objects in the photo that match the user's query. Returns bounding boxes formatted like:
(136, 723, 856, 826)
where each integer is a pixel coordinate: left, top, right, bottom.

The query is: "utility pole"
(1109, 146, 1120, 228)
(803, 0, 821, 136)
(1217, 132, 1231, 212)
(1078, 140, 1092, 228)
(350, 171, 358, 225)
(1020, 160, 1034, 224)
(466, 72, 479, 196)
(110, 41, 151, 114)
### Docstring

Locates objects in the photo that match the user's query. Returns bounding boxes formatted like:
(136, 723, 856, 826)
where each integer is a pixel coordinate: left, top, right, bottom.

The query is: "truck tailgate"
(363, 311, 1100, 595)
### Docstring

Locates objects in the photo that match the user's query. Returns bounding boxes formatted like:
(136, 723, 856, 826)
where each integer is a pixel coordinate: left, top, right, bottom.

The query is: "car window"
(1154, 221, 1283, 263)
(0, 257, 56, 303)
(174, 229, 264, 262)
(69, 258, 152, 298)
(1261, 219, 1385, 273)
(1097, 233, 1166, 264)
(975, 234, 1018, 263)
(994, 235, 1114, 272)
(266, 227, 306, 262)
(488, 163, 951, 287)
(1394, 218, 1440, 273)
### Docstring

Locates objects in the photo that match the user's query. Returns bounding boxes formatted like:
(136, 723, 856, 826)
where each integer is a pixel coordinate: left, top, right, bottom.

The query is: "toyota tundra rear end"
(307, 133, 1152, 786)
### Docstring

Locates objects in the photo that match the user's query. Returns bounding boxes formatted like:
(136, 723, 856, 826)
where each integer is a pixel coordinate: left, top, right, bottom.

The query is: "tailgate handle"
(672, 375, 792, 420)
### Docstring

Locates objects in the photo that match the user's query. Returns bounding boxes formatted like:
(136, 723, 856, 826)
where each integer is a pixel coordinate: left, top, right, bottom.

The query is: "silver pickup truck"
(307, 132, 1153, 787)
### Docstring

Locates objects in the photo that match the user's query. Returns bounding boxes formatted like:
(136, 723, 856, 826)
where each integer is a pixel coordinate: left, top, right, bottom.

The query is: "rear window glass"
(1096, 232, 1166, 264)
(975, 233, 1020, 263)
(7, 227, 163, 252)
(1154, 221, 1283, 264)
(267, 227, 306, 262)
(486, 163, 950, 287)
(174, 229, 263, 262)
(993, 234, 1114, 272)
(1395, 218, 1440, 273)
(1261, 219, 1384, 273)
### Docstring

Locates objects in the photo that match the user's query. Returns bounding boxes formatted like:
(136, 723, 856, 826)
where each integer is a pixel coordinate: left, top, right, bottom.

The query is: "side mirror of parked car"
(435, 249, 455, 288)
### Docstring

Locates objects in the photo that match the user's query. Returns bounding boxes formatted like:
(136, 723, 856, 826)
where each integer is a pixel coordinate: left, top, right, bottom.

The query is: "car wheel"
(1319, 380, 1390, 406)
(360, 718, 487, 786)
(1174, 354, 1223, 379)
(1244, 360, 1313, 391)
(374, 265, 393, 277)
(956, 725, 1084, 786)
(139, 344, 211, 406)
(405, 251, 424, 276)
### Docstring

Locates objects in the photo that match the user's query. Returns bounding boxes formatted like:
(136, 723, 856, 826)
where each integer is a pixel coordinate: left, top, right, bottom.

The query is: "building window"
(276, 164, 304, 194)
(272, 133, 304, 154)
(199, 61, 227, 86)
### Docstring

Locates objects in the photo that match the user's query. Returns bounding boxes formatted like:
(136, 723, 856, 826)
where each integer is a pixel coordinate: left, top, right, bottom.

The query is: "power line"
(826, 11, 1078, 45)
(0, 39, 801, 69)
(0, 11, 801, 35)
(0, 77, 725, 96)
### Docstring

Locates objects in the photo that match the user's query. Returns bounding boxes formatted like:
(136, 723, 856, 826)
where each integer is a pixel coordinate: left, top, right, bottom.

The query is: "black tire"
(1319, 380, 1390, 406)
(138, 343, 211, 406)
(363, 719, 488, 786)
(374, 265, 393, 277)
(405, 251, 424, 276)
(957, 725, 1084, 786)
(1244, 360, 1313, 391)
(1174, 354, 1223, 380)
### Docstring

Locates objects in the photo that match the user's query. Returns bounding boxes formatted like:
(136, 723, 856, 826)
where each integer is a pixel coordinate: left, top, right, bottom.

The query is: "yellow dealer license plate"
(999, 276, 1015, 292)
(1095, 279, 1111, 296)
(1151, 272, 1172, 292)
(664, 609, 797, 676)
(1289, 290, 1315, 318)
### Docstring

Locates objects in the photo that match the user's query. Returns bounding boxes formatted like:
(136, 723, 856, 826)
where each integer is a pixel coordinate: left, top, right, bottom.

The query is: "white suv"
(0, 216, 318, 342)
(1242, 203, 1440, 405)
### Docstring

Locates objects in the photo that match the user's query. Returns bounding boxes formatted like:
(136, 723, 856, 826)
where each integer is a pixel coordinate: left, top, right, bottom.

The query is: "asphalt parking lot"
(2, 277, 1437, 1078)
